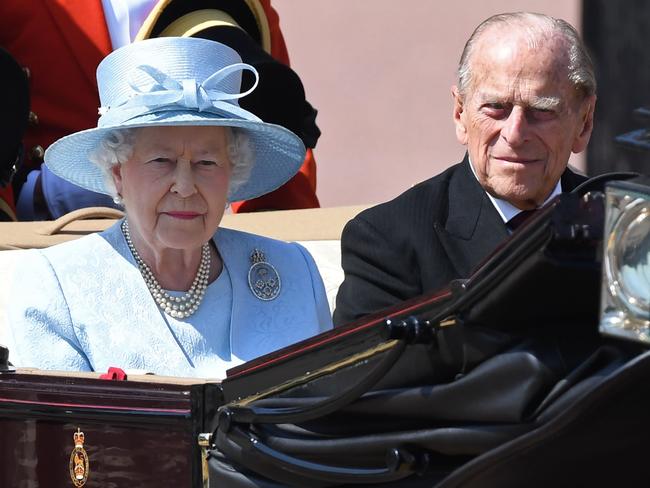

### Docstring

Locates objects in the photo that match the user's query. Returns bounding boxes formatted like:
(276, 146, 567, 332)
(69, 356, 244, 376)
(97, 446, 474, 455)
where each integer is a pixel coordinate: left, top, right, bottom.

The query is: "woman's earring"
(113, 194, 123, 205)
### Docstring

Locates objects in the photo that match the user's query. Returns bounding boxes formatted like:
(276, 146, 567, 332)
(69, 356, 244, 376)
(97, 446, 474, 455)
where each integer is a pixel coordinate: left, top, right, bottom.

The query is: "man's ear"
(111, 163, 123, 196)
(572, 94, 597, 154)
(452, 85, 468, 145)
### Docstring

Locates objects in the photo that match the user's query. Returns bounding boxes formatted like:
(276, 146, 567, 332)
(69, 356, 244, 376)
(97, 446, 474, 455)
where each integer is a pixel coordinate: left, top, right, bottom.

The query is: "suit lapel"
(434, 158, 509, 278)
(433, 163, 586, 278)
(43, 0, 112, 88)
(561, 166, 588, 192)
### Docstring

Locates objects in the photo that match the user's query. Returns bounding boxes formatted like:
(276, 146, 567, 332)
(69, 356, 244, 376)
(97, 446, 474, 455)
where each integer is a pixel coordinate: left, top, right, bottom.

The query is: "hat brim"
(44, 111, 306, 203)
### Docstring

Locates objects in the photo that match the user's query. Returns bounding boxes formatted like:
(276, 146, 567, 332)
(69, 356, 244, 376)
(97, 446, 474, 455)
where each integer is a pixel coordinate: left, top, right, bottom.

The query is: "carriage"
(1, 177, 650, 487)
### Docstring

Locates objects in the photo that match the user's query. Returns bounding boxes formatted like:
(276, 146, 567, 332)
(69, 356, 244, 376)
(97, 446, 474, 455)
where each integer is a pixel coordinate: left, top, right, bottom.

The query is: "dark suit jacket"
(333, 157, 587, 326)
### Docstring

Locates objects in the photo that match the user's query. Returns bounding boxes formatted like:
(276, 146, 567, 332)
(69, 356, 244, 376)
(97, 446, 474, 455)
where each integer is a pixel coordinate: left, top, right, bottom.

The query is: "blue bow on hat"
(99, 63, 261, 125)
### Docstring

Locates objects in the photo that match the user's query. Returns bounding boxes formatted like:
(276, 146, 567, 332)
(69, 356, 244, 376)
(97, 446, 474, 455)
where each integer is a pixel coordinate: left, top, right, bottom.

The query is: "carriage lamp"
(600, 178, 650, 344)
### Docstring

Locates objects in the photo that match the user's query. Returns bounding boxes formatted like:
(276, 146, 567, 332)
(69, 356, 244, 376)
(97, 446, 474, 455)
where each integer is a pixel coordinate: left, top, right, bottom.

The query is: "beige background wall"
(273, 0, 583, 207)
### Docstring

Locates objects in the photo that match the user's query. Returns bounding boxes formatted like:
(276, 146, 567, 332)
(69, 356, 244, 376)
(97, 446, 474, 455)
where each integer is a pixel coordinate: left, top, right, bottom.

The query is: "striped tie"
(506, 209, 538, 232)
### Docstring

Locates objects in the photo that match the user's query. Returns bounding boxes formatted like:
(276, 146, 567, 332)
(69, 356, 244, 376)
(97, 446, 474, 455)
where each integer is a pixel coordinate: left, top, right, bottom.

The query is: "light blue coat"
(6, 222, 332, 377)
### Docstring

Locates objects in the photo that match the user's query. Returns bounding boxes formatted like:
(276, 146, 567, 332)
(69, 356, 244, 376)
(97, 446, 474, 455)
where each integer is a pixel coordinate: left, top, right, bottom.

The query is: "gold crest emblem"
(69, 428, 89, 487)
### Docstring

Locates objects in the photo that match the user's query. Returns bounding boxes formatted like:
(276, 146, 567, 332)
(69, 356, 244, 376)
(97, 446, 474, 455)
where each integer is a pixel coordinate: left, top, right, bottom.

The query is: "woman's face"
(112, 125, 232, 252)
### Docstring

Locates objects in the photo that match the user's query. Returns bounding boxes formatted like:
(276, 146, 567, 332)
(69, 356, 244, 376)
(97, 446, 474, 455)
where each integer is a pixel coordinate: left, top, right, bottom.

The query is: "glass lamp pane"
(601, 186, 650, 343)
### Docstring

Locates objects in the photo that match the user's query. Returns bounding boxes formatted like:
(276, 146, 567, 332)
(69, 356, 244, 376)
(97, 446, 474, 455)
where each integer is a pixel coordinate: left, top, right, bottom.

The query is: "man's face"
(452, 30, 596, 209)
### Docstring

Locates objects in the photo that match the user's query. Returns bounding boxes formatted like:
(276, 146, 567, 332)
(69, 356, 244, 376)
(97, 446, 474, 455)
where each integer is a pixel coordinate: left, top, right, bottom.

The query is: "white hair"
(457, 12, 596, 100)
(89, 126, 254, 201)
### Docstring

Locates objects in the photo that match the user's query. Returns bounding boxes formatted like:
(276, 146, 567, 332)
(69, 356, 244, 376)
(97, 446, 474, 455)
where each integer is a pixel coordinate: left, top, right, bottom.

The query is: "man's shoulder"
(353, 161, 468, 227)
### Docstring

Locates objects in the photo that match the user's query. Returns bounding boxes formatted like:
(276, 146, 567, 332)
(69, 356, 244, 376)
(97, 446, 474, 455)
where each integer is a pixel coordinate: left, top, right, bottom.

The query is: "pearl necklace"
(121, 220, 211, 319)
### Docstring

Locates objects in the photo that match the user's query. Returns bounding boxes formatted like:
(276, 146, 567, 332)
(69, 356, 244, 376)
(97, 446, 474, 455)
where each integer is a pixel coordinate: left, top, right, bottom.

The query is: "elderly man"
(333, 12, 596, 325)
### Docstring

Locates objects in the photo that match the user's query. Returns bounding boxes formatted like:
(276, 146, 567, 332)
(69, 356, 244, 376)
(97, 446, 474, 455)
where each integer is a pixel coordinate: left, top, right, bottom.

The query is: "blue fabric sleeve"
(7, 250, 92, 371)
(41, 164, 120, 218)
(16, 166, 120, 221)
(15, 169, 44, 220)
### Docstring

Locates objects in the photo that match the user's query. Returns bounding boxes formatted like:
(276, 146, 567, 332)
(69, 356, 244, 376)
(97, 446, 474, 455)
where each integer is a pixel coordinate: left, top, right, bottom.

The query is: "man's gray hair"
(457, 12, 596, 99)
(89, 127, 254, 201)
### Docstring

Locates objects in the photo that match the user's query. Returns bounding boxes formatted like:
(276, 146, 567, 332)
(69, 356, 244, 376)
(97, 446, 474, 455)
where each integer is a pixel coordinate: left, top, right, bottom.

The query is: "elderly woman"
(6, 37, 332, 377)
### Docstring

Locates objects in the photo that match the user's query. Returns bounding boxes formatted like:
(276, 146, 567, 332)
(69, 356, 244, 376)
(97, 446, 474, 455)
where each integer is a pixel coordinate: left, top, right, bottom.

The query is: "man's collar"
(467, 157, 562, 223)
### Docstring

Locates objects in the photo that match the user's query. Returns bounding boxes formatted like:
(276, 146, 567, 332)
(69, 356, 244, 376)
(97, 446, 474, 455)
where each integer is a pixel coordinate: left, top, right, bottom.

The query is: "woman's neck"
(129, 232, 222, 291)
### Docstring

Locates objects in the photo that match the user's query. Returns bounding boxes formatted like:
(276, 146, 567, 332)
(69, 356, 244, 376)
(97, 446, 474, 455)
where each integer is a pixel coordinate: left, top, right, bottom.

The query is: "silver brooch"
(247, 249, 281, 301)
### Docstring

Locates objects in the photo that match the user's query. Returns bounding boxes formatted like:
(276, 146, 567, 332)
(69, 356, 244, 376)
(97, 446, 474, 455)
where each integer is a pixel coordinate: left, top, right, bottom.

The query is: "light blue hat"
(44, 37, 306, 202)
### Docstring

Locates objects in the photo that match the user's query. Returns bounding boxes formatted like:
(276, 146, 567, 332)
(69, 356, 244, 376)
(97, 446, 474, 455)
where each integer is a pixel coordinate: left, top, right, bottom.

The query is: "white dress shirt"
(467, 157, 562, 223)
